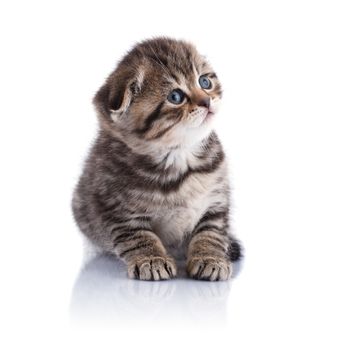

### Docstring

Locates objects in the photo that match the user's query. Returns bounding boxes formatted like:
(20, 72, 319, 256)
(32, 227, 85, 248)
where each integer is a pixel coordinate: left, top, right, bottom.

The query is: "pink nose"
(197, 97, 210, 109)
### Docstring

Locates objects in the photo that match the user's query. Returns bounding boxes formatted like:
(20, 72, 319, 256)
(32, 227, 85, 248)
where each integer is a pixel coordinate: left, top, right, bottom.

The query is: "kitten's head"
(94, 37, 222, 149)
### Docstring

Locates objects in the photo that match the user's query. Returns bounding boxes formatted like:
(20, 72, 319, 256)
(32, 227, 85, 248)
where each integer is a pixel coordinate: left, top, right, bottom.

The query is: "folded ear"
(93, 79, 129, 122)
(93, 69, 143, 123)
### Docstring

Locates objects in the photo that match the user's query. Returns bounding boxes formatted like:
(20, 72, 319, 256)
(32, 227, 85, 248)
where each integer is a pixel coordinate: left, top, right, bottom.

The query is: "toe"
(139, 262, 152, 280)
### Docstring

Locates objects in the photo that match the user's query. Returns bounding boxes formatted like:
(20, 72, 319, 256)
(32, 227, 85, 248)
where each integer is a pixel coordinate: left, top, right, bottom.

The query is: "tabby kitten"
(72, 37, 242, 281)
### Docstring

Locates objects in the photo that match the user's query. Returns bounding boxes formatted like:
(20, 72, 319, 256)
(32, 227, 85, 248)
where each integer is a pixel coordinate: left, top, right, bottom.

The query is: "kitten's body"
(73, 130, 229, 259)
(72, 38, 241, 281)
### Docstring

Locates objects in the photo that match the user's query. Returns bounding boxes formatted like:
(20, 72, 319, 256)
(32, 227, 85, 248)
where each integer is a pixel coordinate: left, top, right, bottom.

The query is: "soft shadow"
(70, 253, 242, 326)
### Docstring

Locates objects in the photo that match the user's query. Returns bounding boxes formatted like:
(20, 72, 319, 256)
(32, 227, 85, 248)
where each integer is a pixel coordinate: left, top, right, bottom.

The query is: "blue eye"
(167, 89, 185, 105)
(199, 76, 212, 89)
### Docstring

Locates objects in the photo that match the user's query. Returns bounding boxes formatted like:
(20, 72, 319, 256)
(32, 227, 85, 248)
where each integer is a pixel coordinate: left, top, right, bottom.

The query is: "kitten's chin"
(182, 117, 216, 147)
(202, 111, 215, 124)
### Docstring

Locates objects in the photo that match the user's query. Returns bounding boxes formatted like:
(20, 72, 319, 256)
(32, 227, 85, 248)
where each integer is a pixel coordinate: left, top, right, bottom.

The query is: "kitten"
(72, 37, 242, 281)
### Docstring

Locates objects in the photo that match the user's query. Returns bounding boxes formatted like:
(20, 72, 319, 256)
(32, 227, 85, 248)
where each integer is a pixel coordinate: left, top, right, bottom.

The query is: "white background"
(0, 0, 349, 349)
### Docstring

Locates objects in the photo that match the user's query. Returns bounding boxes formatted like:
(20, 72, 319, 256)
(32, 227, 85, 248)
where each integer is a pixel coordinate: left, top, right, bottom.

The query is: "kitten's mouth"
(203, 109, 215, 123)
(207, 111, 214, 117)
(192, 108, 215, 126)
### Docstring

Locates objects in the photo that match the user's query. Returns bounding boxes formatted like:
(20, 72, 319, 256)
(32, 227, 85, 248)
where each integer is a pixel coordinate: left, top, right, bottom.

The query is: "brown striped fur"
(72, 37, 242, 281)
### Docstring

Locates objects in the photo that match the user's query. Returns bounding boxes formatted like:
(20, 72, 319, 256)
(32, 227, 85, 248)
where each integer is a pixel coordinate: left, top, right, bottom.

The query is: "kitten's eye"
(167, 89, 185, 105)
(199, 76, 212, 89)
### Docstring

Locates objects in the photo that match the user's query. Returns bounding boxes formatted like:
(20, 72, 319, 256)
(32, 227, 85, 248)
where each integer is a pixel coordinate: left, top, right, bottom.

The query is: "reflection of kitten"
(72, 37, 242, 281)
(70, 254, 233, 324)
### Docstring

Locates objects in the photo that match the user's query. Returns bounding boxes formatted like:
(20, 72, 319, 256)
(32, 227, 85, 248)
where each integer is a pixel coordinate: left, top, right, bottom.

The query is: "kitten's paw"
(127, 255, 177, 281)
(187, 256, 232, 281)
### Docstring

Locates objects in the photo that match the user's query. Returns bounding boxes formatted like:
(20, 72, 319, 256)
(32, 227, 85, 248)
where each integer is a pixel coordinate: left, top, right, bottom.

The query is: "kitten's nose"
(197, 97, 210, 109)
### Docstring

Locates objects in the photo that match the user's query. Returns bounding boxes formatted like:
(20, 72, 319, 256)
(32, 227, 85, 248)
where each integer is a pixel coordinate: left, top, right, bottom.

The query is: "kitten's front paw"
(187, 256, 232, 281)
(127, 255, 177, 281)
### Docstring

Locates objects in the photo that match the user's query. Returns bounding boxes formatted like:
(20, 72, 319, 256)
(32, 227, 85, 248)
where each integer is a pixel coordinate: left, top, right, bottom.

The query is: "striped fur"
(72, 37, 242, 281)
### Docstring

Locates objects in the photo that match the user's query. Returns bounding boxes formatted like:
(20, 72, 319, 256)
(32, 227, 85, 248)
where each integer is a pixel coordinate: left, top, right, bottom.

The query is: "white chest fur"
(150, 170, 226, 249)
(147, 143, 227, 249)
(151, 195, 205, 247)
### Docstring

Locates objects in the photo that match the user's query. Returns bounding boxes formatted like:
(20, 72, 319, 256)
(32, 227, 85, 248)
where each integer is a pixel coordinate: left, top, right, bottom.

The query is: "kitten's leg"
(186, 211, 241, 281)
(113, 229, 176, 281)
